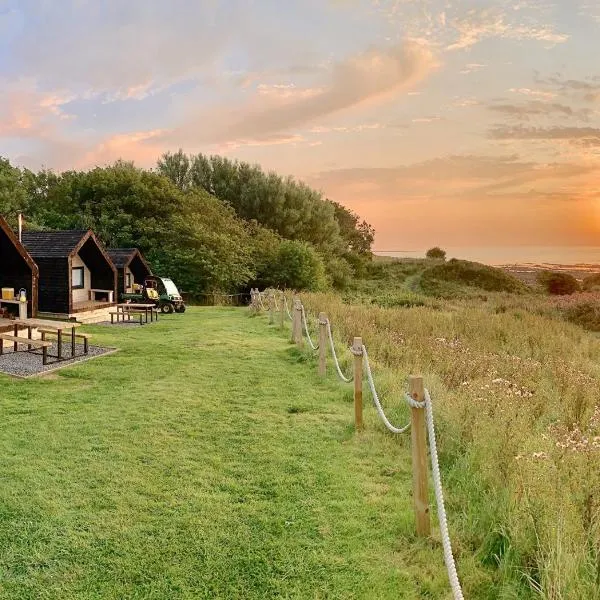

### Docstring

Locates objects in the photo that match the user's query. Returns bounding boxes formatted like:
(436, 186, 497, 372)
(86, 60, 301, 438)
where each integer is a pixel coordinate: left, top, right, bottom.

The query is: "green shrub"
(420, 259, 529, 295)
(537, 271, 580, 295)
(582, 273, 600, 292)
(425, 246, 446, 260)
(269, 240, 328, 291)
(324, 255, 354, 290)
(563, 302, 600, 331)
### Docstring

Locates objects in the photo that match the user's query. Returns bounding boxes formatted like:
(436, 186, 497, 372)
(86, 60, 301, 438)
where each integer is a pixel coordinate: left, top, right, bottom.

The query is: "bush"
(537, 271, 581, 295)
(324, 255, 354, 290)
(420, 259, 529, 295)
(563, 301, 600, 331)
(269, 240, 328, 291)
(425, 247, 446, 260)
(582, 273, 600, 292)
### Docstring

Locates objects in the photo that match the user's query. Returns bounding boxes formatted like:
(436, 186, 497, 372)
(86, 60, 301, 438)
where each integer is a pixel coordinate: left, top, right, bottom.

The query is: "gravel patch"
(94, 320, 144, 327)
(0, 342, 116, 378)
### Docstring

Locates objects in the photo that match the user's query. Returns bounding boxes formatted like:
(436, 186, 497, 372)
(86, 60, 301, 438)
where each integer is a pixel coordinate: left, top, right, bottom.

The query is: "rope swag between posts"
(249, 288, 464, 600)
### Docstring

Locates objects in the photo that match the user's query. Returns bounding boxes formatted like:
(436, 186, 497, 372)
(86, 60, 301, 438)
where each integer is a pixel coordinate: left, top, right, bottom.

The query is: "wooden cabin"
(0, 215, 39, 319)
(107, 248, 153, 298)
(21, 229, 117, 315)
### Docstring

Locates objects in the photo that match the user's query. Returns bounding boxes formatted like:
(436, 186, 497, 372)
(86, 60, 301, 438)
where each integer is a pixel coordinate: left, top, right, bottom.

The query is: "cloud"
(579, 1, 600, 24)
(489, 125, 600, 146)
(532, 75, 600, 102)
(76, 129, 167, 169)
(508, 87, 557, 99)
(460, 63, 487, 75)
(308, 154, 600, 203)
(0, 78, 75, 138)
(365, 1, 568, 53)
(453, 97, 480, 108)
(161, 40, 438, 146)
(9, 0, 237, 98)
(488, 101, 593, 121)
(446, 6, 568, 51)
(308, 153, 600, 247)
(311, 153, 582, 185)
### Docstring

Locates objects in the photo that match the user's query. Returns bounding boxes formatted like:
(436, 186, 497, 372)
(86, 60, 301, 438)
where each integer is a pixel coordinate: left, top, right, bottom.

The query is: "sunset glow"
(1, 0, 599, 253)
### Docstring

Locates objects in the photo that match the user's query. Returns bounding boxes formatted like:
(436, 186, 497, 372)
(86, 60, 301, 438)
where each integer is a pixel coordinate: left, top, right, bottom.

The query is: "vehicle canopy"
(161, 278, 181, 298)
(145, 276, 182, 299)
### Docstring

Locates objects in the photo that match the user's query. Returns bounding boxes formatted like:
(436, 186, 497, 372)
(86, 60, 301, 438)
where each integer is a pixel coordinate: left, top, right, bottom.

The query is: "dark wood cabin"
(21, 230, 117, 315)
(0, 215, 39, 319)
(107, 248, 153, 298)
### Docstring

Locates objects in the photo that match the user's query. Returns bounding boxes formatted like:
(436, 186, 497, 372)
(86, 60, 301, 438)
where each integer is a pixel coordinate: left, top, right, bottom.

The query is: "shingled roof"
(0, 216, 39, 273)
(108, 248, 153, 273)
(21, 230, 90, 258)
(107, 248, 138, 268)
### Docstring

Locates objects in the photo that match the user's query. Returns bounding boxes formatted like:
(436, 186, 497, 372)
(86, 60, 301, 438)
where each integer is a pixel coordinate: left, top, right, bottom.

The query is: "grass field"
(301, 291, 600, 599)
(0, 307, 486, 599)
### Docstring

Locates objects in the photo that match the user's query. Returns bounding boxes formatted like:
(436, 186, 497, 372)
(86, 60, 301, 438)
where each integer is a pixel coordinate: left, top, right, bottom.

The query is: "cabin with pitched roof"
(0, 215, 39, 319)
(21, 229, 117, 316)
(108, 248, 153, 298)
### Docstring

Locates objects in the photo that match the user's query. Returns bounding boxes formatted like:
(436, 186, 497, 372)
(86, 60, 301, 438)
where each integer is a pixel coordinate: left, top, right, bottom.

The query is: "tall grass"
(300, 291, 600, 598)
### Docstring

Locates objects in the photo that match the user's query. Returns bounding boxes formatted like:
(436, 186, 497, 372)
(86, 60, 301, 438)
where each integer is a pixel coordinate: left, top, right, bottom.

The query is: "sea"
(374, 246, 600, 268)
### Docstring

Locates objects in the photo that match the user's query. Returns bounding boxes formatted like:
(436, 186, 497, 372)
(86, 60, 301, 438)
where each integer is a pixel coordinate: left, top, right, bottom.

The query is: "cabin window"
(126, 272, 132, 288)
(72, 267, 85, 289)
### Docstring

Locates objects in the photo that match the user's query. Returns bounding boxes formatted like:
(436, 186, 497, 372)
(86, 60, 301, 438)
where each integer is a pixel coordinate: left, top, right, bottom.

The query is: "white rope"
(362, 345, 410, 434)
(273, 294, 280, 311)
(424, 388, 464, 600)
(301, 305, 319, 351)
(284, 295, 293, 321)
(325, 320, 353, 383)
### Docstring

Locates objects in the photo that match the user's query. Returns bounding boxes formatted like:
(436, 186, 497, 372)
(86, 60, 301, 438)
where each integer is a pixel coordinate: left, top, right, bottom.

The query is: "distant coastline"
(374, 246, 600, 268)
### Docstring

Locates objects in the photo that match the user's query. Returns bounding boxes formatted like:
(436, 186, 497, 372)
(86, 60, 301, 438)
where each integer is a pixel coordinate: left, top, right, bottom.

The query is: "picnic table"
(116, 303, 158, 324)
(13, 318, 83, 360)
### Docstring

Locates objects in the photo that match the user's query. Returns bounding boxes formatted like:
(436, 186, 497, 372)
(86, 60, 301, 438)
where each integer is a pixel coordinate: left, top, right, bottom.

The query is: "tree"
(156, 149, 191, 191)
(331, 201, 375, 256)
(0, 157, 28, 224)
(148, 190, 254, 295)
(426, 247, 446, 260)
(537, 271, 580, 295)
(160, 152, 347, 254)
(269, 240, 328, 291)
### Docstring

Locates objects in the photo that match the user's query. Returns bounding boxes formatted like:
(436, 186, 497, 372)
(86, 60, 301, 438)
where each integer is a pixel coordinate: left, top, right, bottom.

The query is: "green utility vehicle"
(122, 276, 186, 314)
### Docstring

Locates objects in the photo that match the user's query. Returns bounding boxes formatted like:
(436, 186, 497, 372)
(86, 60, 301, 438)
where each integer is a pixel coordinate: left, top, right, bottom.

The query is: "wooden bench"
(0, 334, 53, 365)
(121, 305, 159, 323)
(109, 310, 143, 325)
(89, 289, 114, 303)
(38, 329, 92, 354)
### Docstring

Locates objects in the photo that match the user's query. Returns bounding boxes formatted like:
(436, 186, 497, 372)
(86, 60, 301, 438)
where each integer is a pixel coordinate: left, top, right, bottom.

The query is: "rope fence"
(248, 288, 464, 600)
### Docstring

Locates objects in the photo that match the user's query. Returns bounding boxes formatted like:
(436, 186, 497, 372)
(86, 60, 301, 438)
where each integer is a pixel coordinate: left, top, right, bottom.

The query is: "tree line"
(0, 153, 374, 297)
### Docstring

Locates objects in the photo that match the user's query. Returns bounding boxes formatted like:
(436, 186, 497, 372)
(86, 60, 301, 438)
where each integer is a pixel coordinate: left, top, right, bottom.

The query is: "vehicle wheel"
(161, 303, 174, 314)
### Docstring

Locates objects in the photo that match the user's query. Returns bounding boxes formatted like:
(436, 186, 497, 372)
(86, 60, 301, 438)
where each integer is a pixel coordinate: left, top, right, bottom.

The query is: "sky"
(1, 0, 600, 253)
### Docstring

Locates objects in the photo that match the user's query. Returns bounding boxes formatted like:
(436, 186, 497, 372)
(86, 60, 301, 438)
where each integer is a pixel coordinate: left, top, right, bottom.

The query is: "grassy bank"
(300, 292, 600, 599)
(0, 307, 491, 599)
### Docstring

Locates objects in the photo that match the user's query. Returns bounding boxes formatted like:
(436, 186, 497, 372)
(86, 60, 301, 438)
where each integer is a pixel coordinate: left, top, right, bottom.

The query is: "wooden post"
(269, 291, 275, 324)
(353, 337, 363, 430)
(409, 375, 431, 537)
(280, 293, 285, 330)
(318, 312, 327, 376)
(294, 299, 303, 347)
(291, 297, 298, 342)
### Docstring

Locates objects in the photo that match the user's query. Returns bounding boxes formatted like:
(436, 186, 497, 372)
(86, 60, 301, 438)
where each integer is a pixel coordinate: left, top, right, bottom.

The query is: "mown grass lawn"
(0, 307, 489, 599)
